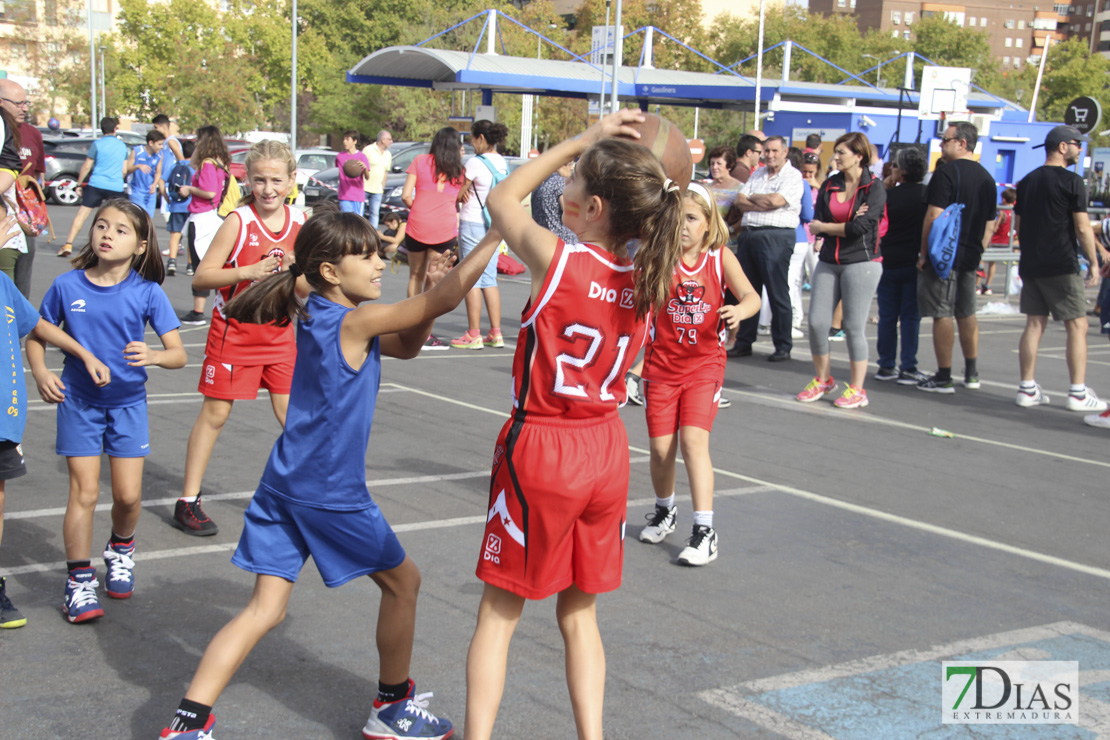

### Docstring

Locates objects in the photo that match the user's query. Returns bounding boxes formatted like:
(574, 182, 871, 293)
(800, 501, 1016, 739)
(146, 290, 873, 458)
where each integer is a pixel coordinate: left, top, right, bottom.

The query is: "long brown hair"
(224, 203, 380, 326)
(70, 198, 165, 284)
(574, 138, 684, 318)
(191, 125, 231, 169)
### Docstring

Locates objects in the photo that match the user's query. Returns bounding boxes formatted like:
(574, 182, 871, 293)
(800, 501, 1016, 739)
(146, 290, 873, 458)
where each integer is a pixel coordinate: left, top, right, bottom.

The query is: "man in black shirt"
(1014, 125, 1108, 413)
(916, 121, 996, 393)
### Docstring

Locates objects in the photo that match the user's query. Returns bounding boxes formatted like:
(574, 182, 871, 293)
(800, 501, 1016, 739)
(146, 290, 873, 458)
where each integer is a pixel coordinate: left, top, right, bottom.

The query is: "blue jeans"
(365, 192, 383, 230)
(339, 199, 364, 216)
(876, 264, 921, 371)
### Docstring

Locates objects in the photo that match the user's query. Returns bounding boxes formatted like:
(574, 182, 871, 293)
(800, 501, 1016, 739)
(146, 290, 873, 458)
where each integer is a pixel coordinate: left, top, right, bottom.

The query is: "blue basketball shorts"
(231, 488, 407, 587)
(55, 398, 150, 458)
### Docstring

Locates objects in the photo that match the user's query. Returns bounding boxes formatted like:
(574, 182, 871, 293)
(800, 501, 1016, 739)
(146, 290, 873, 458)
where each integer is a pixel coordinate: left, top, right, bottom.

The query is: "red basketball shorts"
(642, 377, 721, 437)
(198, 357, 295, 400)
(476, 412, 629, 600)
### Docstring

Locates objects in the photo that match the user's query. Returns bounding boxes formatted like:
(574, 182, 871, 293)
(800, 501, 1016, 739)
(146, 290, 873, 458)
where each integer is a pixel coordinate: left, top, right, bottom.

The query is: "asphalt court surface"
(4, 206, 1110, 738)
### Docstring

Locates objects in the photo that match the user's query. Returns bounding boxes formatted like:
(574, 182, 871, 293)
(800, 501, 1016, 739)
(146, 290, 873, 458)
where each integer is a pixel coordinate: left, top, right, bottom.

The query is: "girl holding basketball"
(636, 183, 759, 566)
(27, 199, 186, 624)
(159, 206, 501, 740)
(464, 109, 684, 740)
(172, 141, 304, 537)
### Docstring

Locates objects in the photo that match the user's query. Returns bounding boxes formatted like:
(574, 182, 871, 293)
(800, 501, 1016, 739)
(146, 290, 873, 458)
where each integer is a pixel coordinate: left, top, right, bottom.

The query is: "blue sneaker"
(103, 539, 136, 599)
(159, 715, 216, 739)
(63, 567, 104, 623)
(362, 680, 454, 739)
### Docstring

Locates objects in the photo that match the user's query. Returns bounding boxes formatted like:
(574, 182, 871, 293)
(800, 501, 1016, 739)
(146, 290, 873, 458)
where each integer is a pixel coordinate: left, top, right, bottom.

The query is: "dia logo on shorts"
(483, 533, 502, 564)
(204, 364, 216, 384)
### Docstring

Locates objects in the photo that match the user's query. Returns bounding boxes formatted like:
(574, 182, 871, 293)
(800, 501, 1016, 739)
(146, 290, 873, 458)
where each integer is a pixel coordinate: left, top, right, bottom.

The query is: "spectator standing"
(729, 134, 763, 185)
(729, 135, 804, 361)
(0, 79, 43, 299)
(530, 165, 578, 245)
(362, 130, 392, 231)
(915, 122, 996, 393)
(336, 129, 369, 217)
(874, 146, 928, 384)
(57, 117, 129, 258)
(804, 133, 822, 155)
(154, 114, 186, 257)
(1014, 125, 1108, 413)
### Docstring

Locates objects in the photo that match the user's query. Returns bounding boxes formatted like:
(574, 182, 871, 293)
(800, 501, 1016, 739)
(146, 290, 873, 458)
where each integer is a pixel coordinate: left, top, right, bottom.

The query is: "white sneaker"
(1066, 388, 1108, 412)
(1084, 410, 1110, 428)
(639, 505, 676, 544)
(791, 327, 805, 340)
(1016, 384, 1050, 407)
(677, 525, 718, 566)
(624, 372, 644, 406)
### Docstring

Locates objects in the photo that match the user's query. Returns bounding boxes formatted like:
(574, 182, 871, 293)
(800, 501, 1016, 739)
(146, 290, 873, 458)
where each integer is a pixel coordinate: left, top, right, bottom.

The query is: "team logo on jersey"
(204, 364, 216, 384)
(69, 299, 87, 313)
(266, 248, 285, 273)
(677, 280, 705, 304)
(667, 281, 711, 325)
(483, 533, 502, 564)
(487, 489, 525, 547)
(620, 288, 634, 309)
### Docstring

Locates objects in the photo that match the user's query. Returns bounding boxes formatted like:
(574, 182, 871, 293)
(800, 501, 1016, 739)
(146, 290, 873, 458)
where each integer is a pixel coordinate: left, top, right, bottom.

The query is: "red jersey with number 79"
(205, 203, 305, 365)
(641, 247, 727, 385)
(511, 240, 647, 419)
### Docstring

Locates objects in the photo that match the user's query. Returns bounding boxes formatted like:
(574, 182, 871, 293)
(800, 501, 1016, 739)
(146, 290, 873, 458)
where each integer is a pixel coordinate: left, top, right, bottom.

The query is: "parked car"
(61, 128, 146, 146)
(44, 138, 94, 205)
(294, 148, 337, 188)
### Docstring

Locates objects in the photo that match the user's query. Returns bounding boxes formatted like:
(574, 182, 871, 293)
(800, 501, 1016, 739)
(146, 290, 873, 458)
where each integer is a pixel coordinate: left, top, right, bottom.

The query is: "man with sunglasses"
(1013, 125, 1108, 416)
(916, 121, 996, 393)
(0, 79, 43, 299)
(730, 133, 764, 185)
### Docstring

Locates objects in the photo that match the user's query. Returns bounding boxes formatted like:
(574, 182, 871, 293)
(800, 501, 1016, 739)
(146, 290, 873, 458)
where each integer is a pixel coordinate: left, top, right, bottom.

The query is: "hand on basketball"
(425, 249, 456, 286)
(32, 369, 67, 403)
(84, 357, 111, 387)
(718, 304, 743, 331)
(588, 109, 645, 146)
(124, 341, 157, 367)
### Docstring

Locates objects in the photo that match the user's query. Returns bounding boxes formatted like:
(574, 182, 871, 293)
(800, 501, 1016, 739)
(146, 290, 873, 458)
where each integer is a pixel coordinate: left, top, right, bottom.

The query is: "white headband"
(685, 181, 712, 203)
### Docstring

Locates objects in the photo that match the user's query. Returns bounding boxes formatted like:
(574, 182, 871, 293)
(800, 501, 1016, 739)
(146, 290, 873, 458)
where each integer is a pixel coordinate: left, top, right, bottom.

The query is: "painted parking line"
(699, 621, 1110, 738)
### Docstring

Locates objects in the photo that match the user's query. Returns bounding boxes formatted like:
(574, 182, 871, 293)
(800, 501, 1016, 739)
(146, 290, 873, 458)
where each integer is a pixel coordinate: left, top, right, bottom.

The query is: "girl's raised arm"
(487, 109, 645, 283)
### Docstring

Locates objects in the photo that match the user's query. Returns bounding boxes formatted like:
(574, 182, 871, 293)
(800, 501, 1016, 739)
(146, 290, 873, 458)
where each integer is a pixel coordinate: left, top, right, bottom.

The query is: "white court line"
(24, 386, 409, 411)
(385, 382, 1110, 582)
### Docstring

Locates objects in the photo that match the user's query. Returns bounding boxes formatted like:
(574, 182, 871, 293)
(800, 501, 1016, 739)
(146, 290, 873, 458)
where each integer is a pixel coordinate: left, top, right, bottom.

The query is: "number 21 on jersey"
(553, 323, 631, 402)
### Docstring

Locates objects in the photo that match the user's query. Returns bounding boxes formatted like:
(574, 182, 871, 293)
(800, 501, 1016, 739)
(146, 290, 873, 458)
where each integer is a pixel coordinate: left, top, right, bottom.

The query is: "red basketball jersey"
(205, 203, 304, 365)
(641, 247, 727, 385)
(510, 240, 647, 419)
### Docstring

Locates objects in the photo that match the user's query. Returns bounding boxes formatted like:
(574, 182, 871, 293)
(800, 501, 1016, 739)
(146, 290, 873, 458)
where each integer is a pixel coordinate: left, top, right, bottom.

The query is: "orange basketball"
(342, 158, 366, 178)
(621, 113, 693, 190)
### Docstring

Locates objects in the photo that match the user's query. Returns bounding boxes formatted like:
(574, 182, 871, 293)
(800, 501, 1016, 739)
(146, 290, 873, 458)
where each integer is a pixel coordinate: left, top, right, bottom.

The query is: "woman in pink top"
(178, 126, 232, 325)
(402, 127, 465, 305)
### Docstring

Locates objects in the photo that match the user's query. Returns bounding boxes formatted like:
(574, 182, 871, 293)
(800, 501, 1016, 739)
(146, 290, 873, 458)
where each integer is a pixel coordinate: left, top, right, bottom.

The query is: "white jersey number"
(553, 324, 631, 402)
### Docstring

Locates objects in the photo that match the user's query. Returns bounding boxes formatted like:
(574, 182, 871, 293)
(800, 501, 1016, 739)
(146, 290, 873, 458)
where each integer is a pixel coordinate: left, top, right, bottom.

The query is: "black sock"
(377, 679, 411, 704)
(110, 531, 134, 547)
(168, 699, 212, 732)
(965, 358, 978, 378)
(66, 560, 91, 573)
(935, 367, 952, 382)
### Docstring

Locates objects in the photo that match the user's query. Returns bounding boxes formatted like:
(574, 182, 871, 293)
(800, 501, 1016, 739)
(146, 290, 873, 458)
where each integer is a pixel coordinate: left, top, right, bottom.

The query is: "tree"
(909, 14, 999, 88)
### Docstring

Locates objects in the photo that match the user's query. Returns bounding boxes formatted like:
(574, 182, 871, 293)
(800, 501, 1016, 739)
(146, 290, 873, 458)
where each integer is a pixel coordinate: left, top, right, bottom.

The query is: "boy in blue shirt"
(126, 130, 166, 217)
(164, 139, 195, 277)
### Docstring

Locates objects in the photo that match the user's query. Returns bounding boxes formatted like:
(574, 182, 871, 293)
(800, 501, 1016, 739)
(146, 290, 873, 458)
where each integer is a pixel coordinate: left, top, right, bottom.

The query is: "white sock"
(1070, 384, 1087, 396)
(1020, 380, 1037, 390)
(178, 494, 199, 503)
(693, 510, 714, 528)
(656, 494, 675, 510)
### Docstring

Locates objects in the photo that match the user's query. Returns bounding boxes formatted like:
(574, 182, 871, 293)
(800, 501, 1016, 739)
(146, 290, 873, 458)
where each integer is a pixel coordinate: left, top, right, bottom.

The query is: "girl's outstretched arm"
(349, 230, 503, 360)
(29, 318, 111, 388)
(718, 249, 761, 330)
(487, 109, 645, 284)
(123, 329, 187, 369)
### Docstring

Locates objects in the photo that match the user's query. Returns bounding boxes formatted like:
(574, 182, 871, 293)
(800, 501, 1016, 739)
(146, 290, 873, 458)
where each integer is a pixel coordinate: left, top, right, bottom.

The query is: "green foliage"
(1027, 38, 1110, 136)
(909, 14, 998, 88)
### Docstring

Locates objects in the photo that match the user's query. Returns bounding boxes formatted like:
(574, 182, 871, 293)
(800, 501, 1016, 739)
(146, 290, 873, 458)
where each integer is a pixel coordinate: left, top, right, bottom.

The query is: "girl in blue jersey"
(26, 199, 187, 624)
(159, 206, 500, 740)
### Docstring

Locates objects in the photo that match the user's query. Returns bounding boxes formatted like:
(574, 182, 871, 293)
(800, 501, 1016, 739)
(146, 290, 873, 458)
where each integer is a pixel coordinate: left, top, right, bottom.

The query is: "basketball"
(621, 113, 693, 190)
(342, 158, 366, 178)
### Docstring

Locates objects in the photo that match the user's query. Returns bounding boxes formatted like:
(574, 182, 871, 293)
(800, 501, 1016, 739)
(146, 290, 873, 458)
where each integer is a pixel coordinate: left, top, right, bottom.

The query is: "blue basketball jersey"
(259, 293, 382, 511)
(0, 272, 41, 443)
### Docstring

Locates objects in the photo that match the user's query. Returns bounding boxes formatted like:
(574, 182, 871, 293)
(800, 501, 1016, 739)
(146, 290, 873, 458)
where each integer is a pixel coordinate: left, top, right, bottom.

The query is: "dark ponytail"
(224, 202, 381, 326)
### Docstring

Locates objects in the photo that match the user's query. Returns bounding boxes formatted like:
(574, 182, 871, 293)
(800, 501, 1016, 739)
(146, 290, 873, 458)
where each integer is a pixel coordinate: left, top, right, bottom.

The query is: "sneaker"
(638, 505, 677, 544)
(796, 376, 836, 403)
(874, 367, 898, 381)
(1066, 388, 1108, 412)
(1084, 409, 1110, 428)
(450, 331, 484, 350)
(161, 248, 170, 256)
(421, 335, 449, 351)
(917, 375, 955, 394)
(180, 310, 207, 326)
(757, 324, 771, 336)
(159, 715, 216, 740)
(484, 328, 505, 348)
(964, 375, 981, 390)
(1016, 384, 1050, 407)
(802, 282, 811, 292)
(166, 258, 176, 276)
(677, 525, 718, 566)
(896, 368, 928, 386)
(177, 245, 186, 257)
(828, 328, 845, 341)
(103, 540, 136, 599)
(0, 577, 26, 628)
(362, 680, 453, 740)
(718, 396, 731, 409)
(833, 385, 869, 409)
(791, 327, 805, 340)
(980, 286, 993, 296)
(185, 263, 195, 277)
(63, 567, 104, 623)
(625, 372, 644, 406)
(172, 497, 219, 536)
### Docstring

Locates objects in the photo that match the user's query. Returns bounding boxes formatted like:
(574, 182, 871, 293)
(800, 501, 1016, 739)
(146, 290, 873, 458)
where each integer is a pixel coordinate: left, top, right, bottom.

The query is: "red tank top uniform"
(204, 204, 304, 366)
(642, 248, 726, 385)
(477, 240, 647, 599)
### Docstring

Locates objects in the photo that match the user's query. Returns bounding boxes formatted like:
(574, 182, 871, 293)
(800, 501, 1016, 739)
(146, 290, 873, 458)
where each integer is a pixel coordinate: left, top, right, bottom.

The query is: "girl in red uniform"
(465, 110, 684, 740)
(172, 141, 304, 536)
(637, 182, 759, 566)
